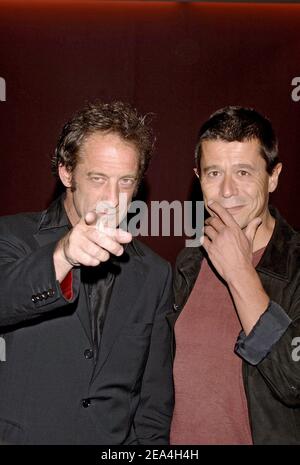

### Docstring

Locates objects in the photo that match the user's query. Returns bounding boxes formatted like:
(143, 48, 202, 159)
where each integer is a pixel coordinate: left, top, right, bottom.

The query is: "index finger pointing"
(99, 226, 132, 244)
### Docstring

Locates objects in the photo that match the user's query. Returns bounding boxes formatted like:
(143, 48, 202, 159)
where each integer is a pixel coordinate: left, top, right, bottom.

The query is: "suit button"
(47, 289, 55, 297)
(41, 292, 48, 300)
(84, 349, 94, 360)
(82, 399, 91, 408)
(36, 294, 42, 301)
(31, 295, 37, 303)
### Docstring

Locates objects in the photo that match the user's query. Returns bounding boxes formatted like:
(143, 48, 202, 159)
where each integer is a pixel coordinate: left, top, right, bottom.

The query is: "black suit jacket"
(0, 197, 174, 444)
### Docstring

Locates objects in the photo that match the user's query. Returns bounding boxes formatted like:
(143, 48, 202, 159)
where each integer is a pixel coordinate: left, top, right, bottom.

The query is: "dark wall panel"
(0, 1, 299, 263)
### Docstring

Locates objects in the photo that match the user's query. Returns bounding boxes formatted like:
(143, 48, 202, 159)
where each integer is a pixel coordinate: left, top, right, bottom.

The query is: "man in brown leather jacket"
(170, 106, 300, 445)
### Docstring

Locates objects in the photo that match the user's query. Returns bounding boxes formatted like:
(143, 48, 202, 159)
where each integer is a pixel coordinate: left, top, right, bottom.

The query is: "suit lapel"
(75, 282, 93, 345)
(34, 198, 150, 356)
(33, 226, 68, 247)
(33, 197, 92, 343)
(92, 250, 148, 379)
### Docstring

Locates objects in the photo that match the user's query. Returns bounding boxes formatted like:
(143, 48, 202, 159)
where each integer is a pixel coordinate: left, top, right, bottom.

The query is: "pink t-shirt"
(170, 249, 265, 445)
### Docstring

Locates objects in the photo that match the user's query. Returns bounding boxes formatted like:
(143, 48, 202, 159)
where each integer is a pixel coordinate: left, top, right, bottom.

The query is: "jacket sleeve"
(0, 231, 80, 327)
(235, 291, 300, 407)
(132, 262, 174, 444)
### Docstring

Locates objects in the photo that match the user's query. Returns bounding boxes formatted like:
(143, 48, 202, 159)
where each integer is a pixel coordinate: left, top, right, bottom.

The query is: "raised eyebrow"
(203, 165, 221, 174)
(202, 164, 256, 174)
(86, 172, 137, 179)
(87, 171, 107, 177)
(234, 164, 256, 172)
(120, 175, 137, 180)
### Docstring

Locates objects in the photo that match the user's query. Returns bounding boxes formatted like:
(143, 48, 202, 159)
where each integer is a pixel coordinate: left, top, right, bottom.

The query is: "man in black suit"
(0, 101, 173, 445)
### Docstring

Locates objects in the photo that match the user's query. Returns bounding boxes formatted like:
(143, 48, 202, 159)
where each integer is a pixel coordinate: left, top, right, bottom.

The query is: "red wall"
(1, 1, 300, 263)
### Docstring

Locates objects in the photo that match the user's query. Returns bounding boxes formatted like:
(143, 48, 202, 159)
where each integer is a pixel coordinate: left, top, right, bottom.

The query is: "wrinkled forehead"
(79, 130, 139, 155)
(200, 139, 266, 168)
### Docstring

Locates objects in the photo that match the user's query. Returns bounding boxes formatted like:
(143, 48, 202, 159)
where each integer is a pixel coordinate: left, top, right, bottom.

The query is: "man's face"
(59, 132, 139, 226)
(199, 139, 281, 229)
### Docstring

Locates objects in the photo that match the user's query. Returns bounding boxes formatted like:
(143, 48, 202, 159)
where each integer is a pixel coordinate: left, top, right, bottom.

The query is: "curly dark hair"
(51, 100, 155, 183)
(195, 106, 279, 174)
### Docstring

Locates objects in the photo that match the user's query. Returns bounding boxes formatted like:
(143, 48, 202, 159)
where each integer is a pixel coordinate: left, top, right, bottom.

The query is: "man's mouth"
(224, 205, 244, 214)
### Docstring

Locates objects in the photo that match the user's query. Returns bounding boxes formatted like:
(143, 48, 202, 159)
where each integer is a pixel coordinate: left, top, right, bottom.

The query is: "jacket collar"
(175, 244, 203, 286)
(37, 194, 70, 232)
(256, 206, 298, 281)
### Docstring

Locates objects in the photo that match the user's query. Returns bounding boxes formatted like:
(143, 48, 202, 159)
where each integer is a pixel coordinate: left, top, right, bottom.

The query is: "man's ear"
(268, 163, 282, 193)
(58, 164, 73, 188)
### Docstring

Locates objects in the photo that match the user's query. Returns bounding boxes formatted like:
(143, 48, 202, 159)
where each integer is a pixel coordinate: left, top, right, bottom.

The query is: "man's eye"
(238, 170, 250, 176)
(91, 176, 105, 183)
(120, 178, 136, 187)
(208, 171, 220, 177)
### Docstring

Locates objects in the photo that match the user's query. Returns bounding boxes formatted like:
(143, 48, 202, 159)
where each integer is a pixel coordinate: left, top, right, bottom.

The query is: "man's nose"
(103, 181, 119, 208)
(220, 173, 238, 198)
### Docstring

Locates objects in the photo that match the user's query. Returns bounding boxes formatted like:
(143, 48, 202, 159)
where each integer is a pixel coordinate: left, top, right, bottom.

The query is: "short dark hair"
(51, 100, 155, 183)
(195, 106, 279, 174)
